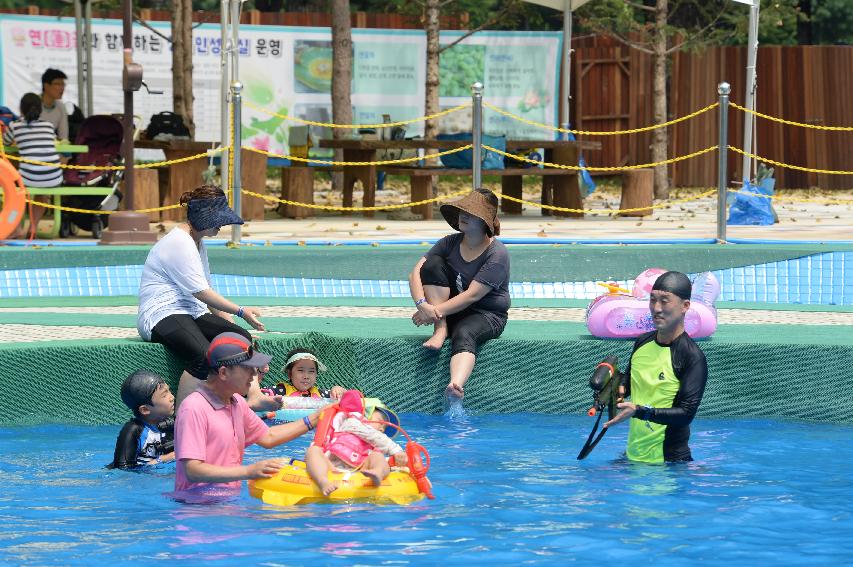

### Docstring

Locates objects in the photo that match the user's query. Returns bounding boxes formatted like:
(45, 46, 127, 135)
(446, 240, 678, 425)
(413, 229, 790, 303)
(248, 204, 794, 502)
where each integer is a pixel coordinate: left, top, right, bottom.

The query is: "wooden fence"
(572, 38, 853, 189)
(670, 45, 853, 189)
(569, 36, 654, 174)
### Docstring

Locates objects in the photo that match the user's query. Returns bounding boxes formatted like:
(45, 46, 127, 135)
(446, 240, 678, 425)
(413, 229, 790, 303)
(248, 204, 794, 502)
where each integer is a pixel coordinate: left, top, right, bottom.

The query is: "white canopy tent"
(521, 0, 594, 140)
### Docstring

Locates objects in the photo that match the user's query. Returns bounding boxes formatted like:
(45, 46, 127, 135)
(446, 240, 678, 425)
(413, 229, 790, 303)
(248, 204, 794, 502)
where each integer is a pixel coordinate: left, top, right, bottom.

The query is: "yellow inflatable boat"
(249, 459, 426, 506)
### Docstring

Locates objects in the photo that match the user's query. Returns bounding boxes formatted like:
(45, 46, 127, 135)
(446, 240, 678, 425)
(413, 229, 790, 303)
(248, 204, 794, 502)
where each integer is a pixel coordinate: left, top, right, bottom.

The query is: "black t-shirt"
(426, 233, 511, 327)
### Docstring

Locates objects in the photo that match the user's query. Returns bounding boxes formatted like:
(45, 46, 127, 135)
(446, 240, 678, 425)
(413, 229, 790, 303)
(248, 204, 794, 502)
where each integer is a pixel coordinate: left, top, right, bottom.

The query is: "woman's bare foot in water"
(445, 382, 464, 400)
(317, 479, 339, 496)
(422, 328, 447, 350)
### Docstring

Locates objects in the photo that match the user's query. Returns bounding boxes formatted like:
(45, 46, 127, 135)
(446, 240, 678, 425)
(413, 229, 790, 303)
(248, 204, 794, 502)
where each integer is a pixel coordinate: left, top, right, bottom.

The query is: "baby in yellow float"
(305, 389, 408, 496)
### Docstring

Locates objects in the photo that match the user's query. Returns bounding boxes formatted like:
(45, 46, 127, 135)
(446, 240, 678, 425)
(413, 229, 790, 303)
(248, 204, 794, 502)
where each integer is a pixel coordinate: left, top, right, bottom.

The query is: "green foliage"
(810, 0, 853, 45)
(576, 0, 807, 48)
(352, 0, 548, 31)
(720, 0, 806, 46)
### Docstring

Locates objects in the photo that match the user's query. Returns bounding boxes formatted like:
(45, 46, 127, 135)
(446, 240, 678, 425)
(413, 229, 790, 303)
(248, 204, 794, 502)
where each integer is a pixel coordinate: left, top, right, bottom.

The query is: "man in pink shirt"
(174, 332, 326, 498)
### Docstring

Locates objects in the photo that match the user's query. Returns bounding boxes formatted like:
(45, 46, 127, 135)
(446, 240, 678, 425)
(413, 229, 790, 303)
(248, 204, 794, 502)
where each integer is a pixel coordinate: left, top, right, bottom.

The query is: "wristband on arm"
(303, 416, 313, 431)
(236, 306, 245, 318)
(414, 298, 427, 307)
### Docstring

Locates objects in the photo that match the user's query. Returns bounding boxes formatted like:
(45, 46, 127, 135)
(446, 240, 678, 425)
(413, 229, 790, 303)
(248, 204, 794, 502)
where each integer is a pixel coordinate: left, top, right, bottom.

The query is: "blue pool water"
(1, 415, 850, 565)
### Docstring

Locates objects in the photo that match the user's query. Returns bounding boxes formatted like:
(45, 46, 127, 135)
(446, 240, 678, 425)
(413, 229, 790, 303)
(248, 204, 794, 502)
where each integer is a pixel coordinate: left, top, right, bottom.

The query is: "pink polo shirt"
(174, 384, 269, 493)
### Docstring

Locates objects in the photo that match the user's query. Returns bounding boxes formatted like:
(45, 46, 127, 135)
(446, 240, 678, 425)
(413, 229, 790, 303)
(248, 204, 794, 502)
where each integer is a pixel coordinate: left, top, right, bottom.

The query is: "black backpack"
(145, 111, 190, 139)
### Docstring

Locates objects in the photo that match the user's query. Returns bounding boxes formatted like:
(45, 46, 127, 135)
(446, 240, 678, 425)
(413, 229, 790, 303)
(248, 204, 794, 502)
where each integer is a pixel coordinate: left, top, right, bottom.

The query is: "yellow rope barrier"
(5, 147, 227, 171)
(497, 188, 718, 215)
(242, 188, 471, 212)
(243, 100, 471, 129)
(730, 102, 853, 131)
(25, 199, 183, 214)
(482, 102, 719, 136)
(482, 144, 718, 171)
(728, 146, 853, 175)
(243, 144, 473, 166)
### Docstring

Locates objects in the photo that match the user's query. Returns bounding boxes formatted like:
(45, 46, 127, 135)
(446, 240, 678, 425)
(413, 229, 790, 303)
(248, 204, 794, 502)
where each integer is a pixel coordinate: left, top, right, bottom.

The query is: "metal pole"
(84, 0, 94, 117)
(471, 82, 483, 189)
(560, 0, 572, 140)
(220, 0, 230, 192)
(121, 0, 134, 207)
(230, 81, 243, 245)
(74, 0, 85, 114)
(230, 0, 241, 82)
(717, 82, 731, 243)
(741, 0, 760, 183)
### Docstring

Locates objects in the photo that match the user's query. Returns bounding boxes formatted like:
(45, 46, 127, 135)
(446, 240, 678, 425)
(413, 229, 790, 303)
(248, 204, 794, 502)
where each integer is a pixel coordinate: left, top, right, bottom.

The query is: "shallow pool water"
(1, 415, 850, 565)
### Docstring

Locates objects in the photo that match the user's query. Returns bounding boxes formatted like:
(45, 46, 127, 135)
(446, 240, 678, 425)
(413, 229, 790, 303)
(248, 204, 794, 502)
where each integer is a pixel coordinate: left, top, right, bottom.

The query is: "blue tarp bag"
(438, 133, 505, 170)
(567, 130, 596, 196)
(727, 175, 775, 225)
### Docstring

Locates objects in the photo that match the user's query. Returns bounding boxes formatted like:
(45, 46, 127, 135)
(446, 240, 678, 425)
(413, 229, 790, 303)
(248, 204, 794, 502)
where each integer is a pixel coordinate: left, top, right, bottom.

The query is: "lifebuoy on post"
(0, 157, 26, 240)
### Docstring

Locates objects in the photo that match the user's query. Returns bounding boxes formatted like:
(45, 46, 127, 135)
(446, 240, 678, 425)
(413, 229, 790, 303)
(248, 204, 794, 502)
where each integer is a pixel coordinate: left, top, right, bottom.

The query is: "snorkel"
(577, 356, 623, 460)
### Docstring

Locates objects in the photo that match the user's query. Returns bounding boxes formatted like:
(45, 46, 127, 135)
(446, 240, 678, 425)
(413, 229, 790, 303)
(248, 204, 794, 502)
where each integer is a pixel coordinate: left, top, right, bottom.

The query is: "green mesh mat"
(1, 331, 851, 426)
(1, 244, 849, 281)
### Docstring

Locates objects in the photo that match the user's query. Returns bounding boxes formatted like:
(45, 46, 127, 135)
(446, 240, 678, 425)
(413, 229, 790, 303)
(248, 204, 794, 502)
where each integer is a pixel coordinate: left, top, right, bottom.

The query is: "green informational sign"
(485, 45, 550, 100)
(354, 42, 419, 96)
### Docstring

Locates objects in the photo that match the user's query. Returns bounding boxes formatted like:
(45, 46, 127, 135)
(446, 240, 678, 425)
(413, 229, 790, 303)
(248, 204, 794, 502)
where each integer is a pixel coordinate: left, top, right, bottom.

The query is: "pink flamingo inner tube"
(585, 268, 720, 339)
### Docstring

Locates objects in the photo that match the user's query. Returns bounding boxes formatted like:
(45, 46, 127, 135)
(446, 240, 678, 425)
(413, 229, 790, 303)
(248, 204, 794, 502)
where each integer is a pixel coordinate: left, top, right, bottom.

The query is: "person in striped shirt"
(2, 92, 64, 235)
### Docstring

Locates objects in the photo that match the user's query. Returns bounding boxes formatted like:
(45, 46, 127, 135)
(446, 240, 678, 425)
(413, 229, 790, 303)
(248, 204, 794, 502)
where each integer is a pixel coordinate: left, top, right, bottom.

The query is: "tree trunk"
(650, 0, 668, 199)
(171, 0, 195, 137)
(330, 0, 352, 196)
(424, 0, 441, 166)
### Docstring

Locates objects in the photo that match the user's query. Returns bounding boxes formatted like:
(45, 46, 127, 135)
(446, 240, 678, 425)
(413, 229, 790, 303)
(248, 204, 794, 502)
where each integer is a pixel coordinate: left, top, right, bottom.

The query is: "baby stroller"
(61, 115, 124, 238)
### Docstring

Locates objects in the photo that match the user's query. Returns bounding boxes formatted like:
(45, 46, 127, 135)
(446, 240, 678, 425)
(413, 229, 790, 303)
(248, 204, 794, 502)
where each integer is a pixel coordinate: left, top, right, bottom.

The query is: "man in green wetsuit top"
(604, 271, 708, 463)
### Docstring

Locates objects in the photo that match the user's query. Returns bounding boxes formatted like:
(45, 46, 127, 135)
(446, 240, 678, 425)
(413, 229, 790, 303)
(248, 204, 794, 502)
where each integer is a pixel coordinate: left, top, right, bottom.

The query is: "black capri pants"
(420, 254, 505, 356)
(151, 313, 252, 378)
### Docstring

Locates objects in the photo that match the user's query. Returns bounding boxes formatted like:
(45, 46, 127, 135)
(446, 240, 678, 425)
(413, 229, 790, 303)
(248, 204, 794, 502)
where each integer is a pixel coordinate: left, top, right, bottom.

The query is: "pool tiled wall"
(1, 252, 851, 305)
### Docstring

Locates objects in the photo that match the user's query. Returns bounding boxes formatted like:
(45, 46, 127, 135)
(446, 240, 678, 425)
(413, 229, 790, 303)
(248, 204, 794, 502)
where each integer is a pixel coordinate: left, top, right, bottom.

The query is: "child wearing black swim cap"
(111, 370, 176, 469)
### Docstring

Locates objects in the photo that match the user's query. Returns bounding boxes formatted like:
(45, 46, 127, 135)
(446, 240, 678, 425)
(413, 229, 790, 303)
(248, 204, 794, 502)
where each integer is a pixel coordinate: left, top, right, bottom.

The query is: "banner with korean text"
(0, 14, 560, 154)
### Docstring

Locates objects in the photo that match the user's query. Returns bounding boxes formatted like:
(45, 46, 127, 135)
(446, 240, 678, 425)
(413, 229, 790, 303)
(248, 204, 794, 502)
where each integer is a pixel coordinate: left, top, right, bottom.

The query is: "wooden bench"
(26, 186, 114, 238)
(381, 166, 582, 219)
(319, 138, 600, 218)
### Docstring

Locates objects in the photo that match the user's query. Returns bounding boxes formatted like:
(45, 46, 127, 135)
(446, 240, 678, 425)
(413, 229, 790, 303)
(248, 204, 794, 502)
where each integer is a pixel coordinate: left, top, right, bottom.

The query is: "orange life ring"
(0, 157, 26, 240)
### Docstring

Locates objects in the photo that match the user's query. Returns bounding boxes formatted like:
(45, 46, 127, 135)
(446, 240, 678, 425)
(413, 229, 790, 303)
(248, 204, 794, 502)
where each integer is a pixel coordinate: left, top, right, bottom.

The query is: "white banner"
(0, 15, 561, 155)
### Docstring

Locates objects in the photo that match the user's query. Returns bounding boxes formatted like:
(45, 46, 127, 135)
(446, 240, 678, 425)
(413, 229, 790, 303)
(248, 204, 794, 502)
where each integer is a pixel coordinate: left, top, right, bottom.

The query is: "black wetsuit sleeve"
(112, 420, 143, 470)
(159, 417, 175, 454)
(651, 339, 708, 427)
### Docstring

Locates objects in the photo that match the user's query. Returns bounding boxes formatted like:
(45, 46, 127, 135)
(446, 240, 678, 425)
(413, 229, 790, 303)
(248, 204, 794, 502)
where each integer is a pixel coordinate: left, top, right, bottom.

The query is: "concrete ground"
(216, 186, 853, 243)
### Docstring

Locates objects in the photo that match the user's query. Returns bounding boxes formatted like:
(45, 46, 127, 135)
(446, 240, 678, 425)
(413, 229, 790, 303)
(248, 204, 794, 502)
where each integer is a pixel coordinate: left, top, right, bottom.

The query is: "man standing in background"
(40, 68, 69, 141)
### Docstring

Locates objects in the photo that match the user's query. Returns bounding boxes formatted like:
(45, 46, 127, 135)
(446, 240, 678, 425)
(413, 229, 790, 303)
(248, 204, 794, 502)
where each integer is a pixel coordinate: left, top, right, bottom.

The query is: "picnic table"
(317, 138, 602, 218)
